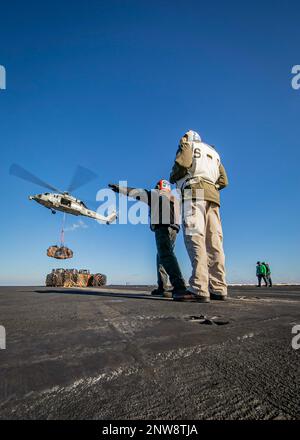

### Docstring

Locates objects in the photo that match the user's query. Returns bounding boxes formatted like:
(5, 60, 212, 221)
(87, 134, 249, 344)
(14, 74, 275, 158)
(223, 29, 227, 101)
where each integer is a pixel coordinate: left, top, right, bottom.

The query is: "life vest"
(176, 130, 221, 190)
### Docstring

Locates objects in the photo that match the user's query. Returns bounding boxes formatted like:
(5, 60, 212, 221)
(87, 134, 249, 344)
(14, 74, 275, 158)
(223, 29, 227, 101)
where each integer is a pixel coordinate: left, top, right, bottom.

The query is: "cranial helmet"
(156, 179, 171, 191)
(184, 130, 202, 143)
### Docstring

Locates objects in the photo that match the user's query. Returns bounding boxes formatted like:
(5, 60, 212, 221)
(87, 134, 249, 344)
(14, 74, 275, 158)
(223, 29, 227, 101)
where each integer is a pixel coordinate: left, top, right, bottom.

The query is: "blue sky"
(0, 0, 299, 285)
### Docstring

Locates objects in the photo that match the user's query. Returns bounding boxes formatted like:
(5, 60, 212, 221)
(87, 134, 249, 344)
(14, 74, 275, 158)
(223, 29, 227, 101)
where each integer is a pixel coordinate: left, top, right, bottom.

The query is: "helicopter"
(10, 164, 117, 224)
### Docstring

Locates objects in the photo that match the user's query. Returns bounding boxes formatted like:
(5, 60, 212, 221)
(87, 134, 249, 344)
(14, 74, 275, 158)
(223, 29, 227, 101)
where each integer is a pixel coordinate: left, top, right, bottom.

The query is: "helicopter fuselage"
(29, 192, 116, 223)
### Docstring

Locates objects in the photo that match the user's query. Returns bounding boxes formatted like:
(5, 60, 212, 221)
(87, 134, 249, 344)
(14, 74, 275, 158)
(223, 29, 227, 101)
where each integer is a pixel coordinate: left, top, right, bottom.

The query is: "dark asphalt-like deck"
(0, 285, 299, 419)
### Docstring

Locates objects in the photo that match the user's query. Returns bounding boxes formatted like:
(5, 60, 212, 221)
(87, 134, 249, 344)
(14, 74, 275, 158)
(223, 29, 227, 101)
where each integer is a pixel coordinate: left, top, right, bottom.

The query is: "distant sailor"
(264, 262, 273, 287)
(256, 262, 268, 287)
(259, 262, 272, 287)
(170, 130, 228, 302)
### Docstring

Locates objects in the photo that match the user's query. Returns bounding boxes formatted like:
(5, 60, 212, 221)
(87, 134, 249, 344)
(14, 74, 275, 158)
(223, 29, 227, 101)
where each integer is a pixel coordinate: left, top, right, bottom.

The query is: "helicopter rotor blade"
(9, 163, 63, 193)
(67, 165, 98, 193)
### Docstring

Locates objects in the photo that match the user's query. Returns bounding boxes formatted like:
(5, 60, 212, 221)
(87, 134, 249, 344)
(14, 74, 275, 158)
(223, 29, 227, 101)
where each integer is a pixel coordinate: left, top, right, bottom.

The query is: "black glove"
(108, 183, 119, 192)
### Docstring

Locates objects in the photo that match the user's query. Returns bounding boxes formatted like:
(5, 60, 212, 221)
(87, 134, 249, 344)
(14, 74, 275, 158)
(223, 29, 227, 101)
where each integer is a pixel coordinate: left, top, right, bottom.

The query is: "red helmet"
(156, 179, 171, 191)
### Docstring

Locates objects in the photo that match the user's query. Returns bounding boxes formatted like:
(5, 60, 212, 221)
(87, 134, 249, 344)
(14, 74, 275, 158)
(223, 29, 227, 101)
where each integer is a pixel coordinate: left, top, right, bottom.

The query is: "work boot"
(173, 291, 210, 303)
(171, 287, 188, 298)
(210, 292, 228, 301)
(151, 288, 170, 297)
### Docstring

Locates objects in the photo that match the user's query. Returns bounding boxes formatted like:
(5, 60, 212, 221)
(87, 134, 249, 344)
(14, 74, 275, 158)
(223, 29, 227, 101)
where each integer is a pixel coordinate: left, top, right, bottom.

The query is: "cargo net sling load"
(47, 213, 74, 260)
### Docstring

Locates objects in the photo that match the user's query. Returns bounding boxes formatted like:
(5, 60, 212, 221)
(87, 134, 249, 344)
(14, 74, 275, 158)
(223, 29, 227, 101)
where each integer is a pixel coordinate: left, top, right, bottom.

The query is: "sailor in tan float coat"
(170, 129, 228, 302)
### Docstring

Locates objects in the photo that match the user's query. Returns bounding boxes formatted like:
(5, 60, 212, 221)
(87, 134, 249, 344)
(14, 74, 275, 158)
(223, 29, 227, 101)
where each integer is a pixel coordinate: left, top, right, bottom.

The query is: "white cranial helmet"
(184, 130, 201, 143)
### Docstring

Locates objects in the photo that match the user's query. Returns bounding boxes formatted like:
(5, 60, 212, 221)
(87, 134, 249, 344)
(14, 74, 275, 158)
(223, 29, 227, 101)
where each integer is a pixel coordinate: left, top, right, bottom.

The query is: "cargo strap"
(60, 213, 66, 246)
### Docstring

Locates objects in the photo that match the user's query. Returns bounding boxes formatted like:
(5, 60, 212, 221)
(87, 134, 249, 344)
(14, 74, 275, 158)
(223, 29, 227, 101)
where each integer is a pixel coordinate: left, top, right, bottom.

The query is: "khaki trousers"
(183, 200, 227, 297)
